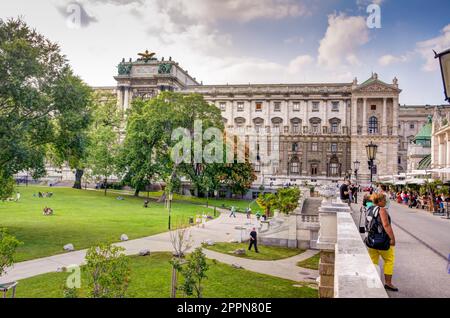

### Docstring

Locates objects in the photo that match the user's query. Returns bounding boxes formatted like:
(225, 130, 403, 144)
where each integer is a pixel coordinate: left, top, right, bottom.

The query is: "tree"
(177, 247, 209, 298)
(0, 228, 22, 278)
(256, 193, 278, 218)
(0, 171, 15, 201)
(275, 187, 301, 214)
(49, 69, 93, 189)
(169, 218, 192, 298)
(0, 18, 90, 197)
(218, 162, 257, 198)
(86, 125, 120, 196)
(85, 243, 131, 298)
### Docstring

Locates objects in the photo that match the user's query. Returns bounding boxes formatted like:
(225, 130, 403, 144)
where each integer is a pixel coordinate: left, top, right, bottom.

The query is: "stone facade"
(24, 55, 447, 187)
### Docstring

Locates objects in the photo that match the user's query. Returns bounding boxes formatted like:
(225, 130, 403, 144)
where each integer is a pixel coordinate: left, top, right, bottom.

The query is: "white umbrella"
(395, 180, 406, 185)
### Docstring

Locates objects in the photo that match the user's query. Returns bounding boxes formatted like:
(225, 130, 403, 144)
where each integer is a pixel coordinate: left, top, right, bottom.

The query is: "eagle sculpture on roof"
(138, 50, 156, 62)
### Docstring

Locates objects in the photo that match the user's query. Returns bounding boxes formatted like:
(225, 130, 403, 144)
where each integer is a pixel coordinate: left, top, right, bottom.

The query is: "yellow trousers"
(368, 246, 395, 275)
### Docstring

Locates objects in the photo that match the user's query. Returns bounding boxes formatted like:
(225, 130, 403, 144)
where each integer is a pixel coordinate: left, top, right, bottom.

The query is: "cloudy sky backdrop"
(2, 0, 450, 104)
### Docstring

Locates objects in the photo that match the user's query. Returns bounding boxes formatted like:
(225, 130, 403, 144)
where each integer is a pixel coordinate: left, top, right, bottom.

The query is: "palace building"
(29, 52, 449, 190)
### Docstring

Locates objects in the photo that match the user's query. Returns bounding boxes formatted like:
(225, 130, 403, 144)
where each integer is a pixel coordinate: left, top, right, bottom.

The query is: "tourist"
(378, 185, 391, 210)
(143, 199, 150, 208)
(255, 211, 261, 221)
(15, 192, 21, 202)
(248, 227, 259, 253)
(352, 184, 359, 204)
(339, 180, 351, 205)
(229, 206, 237, 218)
(366, 193, 398, 292)
(246, 207, 252, 219)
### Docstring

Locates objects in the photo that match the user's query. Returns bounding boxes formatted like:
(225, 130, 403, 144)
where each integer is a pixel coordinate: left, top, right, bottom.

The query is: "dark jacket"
(250, 231, 257, 241)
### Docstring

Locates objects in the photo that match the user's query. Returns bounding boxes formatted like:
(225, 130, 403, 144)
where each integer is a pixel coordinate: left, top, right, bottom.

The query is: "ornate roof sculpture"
(352, 73, 402, 94)
(137, 50, 157, 63)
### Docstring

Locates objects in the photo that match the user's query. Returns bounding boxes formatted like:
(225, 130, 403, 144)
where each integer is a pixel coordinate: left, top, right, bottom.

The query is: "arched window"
(368, 116, 378, 134)
(329, 156, 340, 177)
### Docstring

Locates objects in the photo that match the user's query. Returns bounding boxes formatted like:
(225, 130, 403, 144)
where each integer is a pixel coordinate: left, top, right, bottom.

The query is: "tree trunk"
(104, 178, 108, 196)
(134, 188, 140, 197)
(73, 169, 84, 189)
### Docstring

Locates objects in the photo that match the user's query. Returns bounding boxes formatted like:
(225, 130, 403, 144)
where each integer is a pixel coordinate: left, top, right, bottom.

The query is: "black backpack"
(359, 206, 391, 251)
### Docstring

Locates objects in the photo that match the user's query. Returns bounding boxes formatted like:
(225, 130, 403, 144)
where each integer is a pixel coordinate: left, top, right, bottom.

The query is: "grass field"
(9, 252, 317, 298)
(0, 186, 214, 262)
(203, 242, 305, 261)
(296, 253, 320, 270)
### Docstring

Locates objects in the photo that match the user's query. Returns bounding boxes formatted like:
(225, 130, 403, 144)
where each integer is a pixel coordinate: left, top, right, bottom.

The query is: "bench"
(0, 282, 18, 298)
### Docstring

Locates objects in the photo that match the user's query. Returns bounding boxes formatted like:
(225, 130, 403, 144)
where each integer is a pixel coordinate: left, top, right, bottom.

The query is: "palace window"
(292, 143, 299, 152)
(311, 164, 318, 176)
(330, 163, 339, 176)
(331, 143, 338, 153)
(292, 123, 300, 133)
(237, 102, 244, 112)
(331, 122, 339, 134)
(332, 101, 339, 112)
(255, 102, 263, 112)
(368, 116, 379, 134)
(410, 123, 415, 129)
(293, 102, 300, 112)
(274, 102, 281, 112)
(371, 105, 377, 111)
(312, 102, 320, 112)
(312, 143, 318, 152)
(311, 123, 320, 134)
(290, 157, 300, 174)
(254, 161, 261, 172)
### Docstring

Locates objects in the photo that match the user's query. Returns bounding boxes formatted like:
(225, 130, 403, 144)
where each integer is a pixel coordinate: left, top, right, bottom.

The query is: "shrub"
(85, 243, 131, 298)
(0, 228, 22, 278)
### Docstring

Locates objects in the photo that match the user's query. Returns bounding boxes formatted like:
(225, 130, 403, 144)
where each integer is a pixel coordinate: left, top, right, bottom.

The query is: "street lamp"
(434, 48, 450, 102)
(366, 142, 378, 184)
(353, 160, 360, 185)
(167, 192, 173, 230)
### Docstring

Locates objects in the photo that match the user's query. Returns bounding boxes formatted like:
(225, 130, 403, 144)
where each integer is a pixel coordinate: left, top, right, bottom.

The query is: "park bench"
(0, 282, 18, 298)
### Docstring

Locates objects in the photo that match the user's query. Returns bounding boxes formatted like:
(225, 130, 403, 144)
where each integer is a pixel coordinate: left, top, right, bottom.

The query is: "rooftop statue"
(117, 62, 132, 75)
(138, 50, 157, 62)
(158, 63, 172, 74)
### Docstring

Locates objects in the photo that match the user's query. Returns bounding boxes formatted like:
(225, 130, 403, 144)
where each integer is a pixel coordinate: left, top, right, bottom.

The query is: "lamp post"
(167, 192, 173, 230)
(366, 142, 378, 184)
(434, 48, 450, 103)
(353, 160, 360, 185)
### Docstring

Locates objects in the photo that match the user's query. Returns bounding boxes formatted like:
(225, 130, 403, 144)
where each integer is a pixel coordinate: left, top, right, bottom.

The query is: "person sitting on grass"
(43, 207, 53, 216)
(143, 199, 150, 208)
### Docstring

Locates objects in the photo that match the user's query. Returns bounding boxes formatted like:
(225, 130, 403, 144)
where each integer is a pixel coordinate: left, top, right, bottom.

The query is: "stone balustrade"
(316, 198, 388, 298)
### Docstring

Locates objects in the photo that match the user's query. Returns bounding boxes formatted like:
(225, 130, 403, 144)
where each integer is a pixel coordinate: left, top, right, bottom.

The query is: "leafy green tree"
(0, 171, 15, 201)
(85, 243, 131, 298)
(256, 193, 278, 218)
(0, 17, 92, 196)
(218, 162, 256, 198)
(275, 187, 301, 214)
(178, 247, 209, 298)
(0, 228, 22, 278)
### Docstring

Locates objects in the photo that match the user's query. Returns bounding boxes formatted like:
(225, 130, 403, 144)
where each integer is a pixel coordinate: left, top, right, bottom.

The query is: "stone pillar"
(117, 87, 123, 109)
(351, 98, 358, 135)
(123, 86, 130, 112)
(382, 98, 387, 135)
(362, 98, 367, 135)
(392, 97, 398, 136)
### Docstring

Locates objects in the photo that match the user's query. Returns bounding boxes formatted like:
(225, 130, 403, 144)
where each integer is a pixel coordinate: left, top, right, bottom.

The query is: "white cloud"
(378, 53, 411, 66)
(288, 55, 314, 73)
(416, 24, 450, 72)
(318, 14, 369, 68)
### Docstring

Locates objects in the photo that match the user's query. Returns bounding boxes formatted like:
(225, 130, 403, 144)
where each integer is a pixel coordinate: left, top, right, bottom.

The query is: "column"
(392, 97, 398, 136)
(362, 98, 367, 135)
(351, 98, 358, 135)
(324, 99, 328, 133)
(382, 98, 387, 135)
(123, 86, 130, 112)
(446, 133, 450, 180)
(117, 87, 123, 109)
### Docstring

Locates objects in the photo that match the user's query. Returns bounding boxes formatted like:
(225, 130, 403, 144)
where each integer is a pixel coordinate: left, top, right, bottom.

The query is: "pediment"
(353, 79, 401, 93)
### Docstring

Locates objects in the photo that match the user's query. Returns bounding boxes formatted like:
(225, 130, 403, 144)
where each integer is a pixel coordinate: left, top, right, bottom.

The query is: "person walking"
(246, 207, 252, 219)
(366, 193, 398, 292)
(229, 206, 237, 218)
(339, 180, 351, 205)
(353, 185, 358, 204)
(248, 227, 259, 253)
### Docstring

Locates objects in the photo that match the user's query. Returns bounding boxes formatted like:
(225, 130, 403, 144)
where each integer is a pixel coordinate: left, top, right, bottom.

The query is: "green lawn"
(0, 186, 214, 262)
(9, 252, 317, 298)
(203, 242, 305, 261)
(136, 191, 263, 213)
(297, 253, 320, 270)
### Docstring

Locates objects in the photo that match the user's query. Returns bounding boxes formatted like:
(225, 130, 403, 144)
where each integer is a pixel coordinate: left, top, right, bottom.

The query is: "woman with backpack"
(366, 193, 398, 292)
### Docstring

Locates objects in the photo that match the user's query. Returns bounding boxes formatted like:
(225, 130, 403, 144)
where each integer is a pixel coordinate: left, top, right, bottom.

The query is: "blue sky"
(1, 0, 450, 104)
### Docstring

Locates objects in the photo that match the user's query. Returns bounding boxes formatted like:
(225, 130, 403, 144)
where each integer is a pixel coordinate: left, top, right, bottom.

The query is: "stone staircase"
(301, 197, 323, 216)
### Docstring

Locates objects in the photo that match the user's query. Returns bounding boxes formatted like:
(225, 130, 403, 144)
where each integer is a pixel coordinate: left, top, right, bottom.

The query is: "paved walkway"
(0, 210, 318, 284)
(351, 202, 450, 298)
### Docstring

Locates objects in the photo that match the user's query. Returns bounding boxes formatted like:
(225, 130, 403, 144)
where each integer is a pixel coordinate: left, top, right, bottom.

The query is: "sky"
(1, 0, 450, 105)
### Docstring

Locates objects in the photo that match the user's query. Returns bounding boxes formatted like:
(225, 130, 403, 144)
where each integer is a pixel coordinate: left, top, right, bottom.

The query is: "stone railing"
(301, 215, 319, 223)
(316, 198, 388, 298)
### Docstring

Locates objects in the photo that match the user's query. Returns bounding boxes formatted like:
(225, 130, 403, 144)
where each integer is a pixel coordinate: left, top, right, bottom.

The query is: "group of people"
(42, 206, 54, 216)
(391, 191, 449, 212)
(35, 192, 53, 198)
(339, 180, 361, 204)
